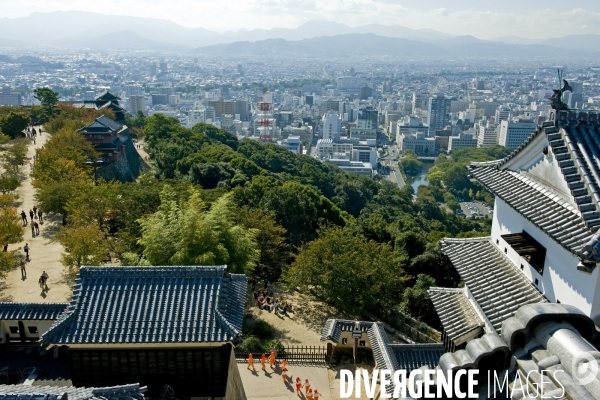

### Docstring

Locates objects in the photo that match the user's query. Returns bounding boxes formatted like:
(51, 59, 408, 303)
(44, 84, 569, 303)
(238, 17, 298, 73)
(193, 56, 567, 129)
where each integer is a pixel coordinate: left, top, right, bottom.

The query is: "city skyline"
(1, 2, 600, 40)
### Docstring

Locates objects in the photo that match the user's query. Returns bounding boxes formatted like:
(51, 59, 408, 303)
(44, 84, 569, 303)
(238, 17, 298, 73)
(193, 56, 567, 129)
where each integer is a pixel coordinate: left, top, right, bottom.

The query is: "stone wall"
(96, 137, 149, 183)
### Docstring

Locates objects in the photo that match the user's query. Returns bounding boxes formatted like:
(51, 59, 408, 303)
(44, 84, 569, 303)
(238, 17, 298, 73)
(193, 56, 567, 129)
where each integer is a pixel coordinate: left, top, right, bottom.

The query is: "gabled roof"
(320, 319, 373, 342)
(0, 383, 146, 400)
(440, 237, 547, 333)
(79, 115, 124, 134)
(0, 302, 68, 320)
(95, 91, 121, 102)
(427, 287, 483, 345)
(389, 343, 446, 374)
(468, 110, 600, 265)
(41, 266, 246, 345)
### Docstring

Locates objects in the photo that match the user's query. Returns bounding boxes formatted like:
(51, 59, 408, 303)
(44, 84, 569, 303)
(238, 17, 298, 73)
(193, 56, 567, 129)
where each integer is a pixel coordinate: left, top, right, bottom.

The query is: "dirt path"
(2, 127, 71, 303)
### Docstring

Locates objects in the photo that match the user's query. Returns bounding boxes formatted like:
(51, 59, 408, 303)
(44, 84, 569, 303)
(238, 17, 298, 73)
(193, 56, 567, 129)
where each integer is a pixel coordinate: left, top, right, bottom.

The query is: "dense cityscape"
(2, 5, 600, 399)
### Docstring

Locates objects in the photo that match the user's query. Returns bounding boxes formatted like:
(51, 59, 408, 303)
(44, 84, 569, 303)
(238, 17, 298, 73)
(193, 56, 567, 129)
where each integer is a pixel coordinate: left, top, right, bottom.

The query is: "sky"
(1, 0, 600, 39)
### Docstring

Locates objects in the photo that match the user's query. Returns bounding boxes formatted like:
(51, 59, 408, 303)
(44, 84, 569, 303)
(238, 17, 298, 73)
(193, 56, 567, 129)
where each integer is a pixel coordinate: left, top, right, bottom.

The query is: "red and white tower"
(256, 86, 274, 142)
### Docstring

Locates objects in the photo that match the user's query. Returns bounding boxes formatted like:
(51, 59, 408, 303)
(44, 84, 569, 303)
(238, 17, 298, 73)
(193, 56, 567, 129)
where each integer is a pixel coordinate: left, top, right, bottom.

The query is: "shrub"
(236, 335, 263, 354)
(252, 320, 273, 339)
(263, 340, 285, 357)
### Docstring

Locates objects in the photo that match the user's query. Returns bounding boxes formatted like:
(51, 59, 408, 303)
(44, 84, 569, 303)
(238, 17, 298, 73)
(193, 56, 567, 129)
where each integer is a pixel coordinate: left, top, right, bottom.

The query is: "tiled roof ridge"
(78, 265, 228, 276)
(0, 301, 69, 306)
(440, 236, 491, 244)
(367, 323, 399, 397)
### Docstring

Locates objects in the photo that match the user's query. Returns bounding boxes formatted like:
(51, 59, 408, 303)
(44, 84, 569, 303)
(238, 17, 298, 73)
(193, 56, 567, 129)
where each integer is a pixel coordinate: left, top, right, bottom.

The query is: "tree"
(407, 249, 460, 288)
(0, 207, 24, 244)
(235, 207, 289, 281)
(0, 176, 19, 194)
(2, 139, 28, 173)
(284, 227, 407, 316)
(399, 274, 438, 326)
(33, 87, 59, 122)
(137, 187, 259, 273)
(0, 111, 29, 138)
(0, 250, 18, 279)
(192, 123, 238, 150)
(58, 223, 108, 279)
(399, 150, 423, 176)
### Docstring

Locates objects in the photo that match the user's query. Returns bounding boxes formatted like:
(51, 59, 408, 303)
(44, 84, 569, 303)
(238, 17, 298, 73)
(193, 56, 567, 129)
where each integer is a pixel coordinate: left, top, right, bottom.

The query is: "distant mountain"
(0, 55, 63, 68)
(541, 34, 600, 52)
(0, 37, 25, 48)
(492, 36, 544, 45)
(196, 34, 600, 59)
(55, 30, 186, 51)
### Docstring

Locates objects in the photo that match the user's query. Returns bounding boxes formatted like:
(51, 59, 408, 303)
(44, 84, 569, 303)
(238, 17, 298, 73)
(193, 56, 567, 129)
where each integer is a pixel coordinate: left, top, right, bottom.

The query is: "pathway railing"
(235, 345, 327, 363)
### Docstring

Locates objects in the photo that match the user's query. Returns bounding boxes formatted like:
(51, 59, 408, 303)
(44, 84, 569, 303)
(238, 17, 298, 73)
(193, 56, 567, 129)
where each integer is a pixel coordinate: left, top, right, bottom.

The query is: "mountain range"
(0, 11, 598, 59)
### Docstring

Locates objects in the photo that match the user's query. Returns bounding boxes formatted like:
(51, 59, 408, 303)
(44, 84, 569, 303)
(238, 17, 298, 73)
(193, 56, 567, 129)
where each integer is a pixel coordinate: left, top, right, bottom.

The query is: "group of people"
(20, 206, 43, 226)
(250, 276, 292, 316)
(247, 352, 320, 399)
(26, 126, 40, 143)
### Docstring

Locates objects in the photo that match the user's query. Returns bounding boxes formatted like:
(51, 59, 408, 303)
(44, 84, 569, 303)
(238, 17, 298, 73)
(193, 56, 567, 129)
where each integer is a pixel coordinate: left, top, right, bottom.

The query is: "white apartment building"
(128, 95, 145, 116)
(398, 132, 435, 155)
(322, 111, 341, 141)
(448, 131, 478, 152)
(477, 121, 498, 147)
(498, 119, 538, 149)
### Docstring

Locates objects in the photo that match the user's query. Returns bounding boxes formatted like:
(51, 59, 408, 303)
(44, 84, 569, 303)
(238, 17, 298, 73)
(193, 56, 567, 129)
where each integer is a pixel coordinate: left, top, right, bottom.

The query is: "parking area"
(457, 200, 493, 219)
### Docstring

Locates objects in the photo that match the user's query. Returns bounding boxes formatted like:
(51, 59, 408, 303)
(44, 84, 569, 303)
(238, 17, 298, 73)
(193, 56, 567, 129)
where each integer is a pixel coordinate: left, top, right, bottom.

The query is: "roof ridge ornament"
(550, 69, 572, 111)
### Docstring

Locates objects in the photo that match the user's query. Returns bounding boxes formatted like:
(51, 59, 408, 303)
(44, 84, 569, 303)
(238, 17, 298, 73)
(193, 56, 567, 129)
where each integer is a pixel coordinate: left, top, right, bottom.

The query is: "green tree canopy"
(283, 226, 407, 316)
(137, 186, 259, 273)
(33, 87, 60, 122)
(0, 110, 29, 138)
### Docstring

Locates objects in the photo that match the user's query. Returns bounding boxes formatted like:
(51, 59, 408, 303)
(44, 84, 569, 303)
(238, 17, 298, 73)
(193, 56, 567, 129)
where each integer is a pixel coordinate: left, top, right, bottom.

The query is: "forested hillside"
(34, 110, 492, 327)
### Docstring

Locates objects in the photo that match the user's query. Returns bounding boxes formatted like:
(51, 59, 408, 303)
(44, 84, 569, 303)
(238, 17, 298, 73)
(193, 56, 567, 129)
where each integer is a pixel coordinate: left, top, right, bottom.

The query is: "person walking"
(304, 378, 311, 394)
(295, 377, 303, 394)
(33, 206, 37, 218)
(34, 221, 39, 235)
(260, 353, 267, 372)
(281, 369, 288, 385)
(41, 271, 48, 289)
(20, 261, 26, 278)
(38, 209, 43, 223)
(313, 389, 320, 400)
(31, 222, 35, 237)
(24, 243, 29, 260)
(21, 210, 27, 225)
(29, 209, 34, 221)
(250, 276, 256, 291)
(247, 353, 255, 371)
(268, 351, 276, 369)
(306, 389, 313, 400)
(281, 359, 288, 373)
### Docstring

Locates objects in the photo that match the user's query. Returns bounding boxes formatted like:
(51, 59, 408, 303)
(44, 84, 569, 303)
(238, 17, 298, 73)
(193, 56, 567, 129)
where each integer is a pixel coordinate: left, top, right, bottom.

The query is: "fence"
(235, 346, 327, 363)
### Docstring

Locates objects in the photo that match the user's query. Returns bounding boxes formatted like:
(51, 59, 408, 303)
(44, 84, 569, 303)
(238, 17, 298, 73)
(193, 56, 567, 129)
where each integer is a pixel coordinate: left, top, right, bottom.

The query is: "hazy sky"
(1, 0, 600, 38)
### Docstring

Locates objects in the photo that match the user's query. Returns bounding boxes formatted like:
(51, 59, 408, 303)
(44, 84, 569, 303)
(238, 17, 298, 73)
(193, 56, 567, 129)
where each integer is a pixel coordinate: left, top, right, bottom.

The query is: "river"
(408, 161, 434, 192)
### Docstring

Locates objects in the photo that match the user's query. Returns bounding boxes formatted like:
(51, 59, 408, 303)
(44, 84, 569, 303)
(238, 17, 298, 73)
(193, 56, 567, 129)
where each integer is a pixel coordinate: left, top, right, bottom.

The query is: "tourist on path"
(34, 222, 40, 235)
(38, 209, 43, 223)
(313, 389, 320, 400)
(304, 378, 311, 394)
(29, 209, 34, 221)
(306, 389, 313, 400)
(281, 369, 288, 385)
(24, 243, 29, 260)
(33, 205, 37, 218)
(269, 351, 276, 368)
(21, 211, 27, 225)
(295, 377, 303, 394)
(31, 223, 35, 237)
(41, 271, 49, 289)
(20, 261, 26, 278)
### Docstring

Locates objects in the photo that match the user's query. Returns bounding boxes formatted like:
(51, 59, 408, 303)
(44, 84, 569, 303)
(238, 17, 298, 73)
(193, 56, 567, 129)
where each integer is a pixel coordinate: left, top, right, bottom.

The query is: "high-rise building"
(427, 95, 451, 134)
(208, 98, 236, 118)
(128, 95, 145, 116)
(477, 120, 498, 147)
(498, 119, 537, 149)
(322, 111, 341, 141)
(125, 85, 143, 97)
(495, 106, 511, 123)
(159, 61, 168, 73)
(0, 87, 21, 106)
(412, 92, 429, 114)
(448, 131, 478, 152)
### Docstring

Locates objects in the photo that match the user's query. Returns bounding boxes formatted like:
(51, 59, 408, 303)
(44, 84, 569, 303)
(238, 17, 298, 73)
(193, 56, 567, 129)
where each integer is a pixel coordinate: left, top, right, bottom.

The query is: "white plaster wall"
(0, 319, 54, 342)
(501, 132, 576, 206)
(491, 198, 600, 319)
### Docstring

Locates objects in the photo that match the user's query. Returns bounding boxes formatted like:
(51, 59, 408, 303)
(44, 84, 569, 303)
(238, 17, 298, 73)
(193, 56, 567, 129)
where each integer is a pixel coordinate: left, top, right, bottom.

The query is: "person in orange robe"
(269, 351, 276, 368)
(313, 389, 320, 400)
(247, 353, 255, 370)
(281, 359, 288, 372)
(304, 378, 311, 394)
(295, 376, 303, 394)
(282, 369, 288, 384)
(260, 353, 267, 371)
(306, 388, 314, 400)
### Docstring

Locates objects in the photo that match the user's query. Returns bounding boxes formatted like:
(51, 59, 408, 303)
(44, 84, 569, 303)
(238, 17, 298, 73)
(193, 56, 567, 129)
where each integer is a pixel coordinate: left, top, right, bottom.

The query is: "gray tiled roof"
(427, 287, 483, 344)
(440, 237, 546, 333)
(0, 383, 146, 400)
(79, 115, 123, 134)
(469, 165, 593, 255)
(469, 110, 600, 263)
(389, 343, 446, 374)
(0, 303, 68, 321)
(320, 319, 373, 343)
(41, 266, 246, 345)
